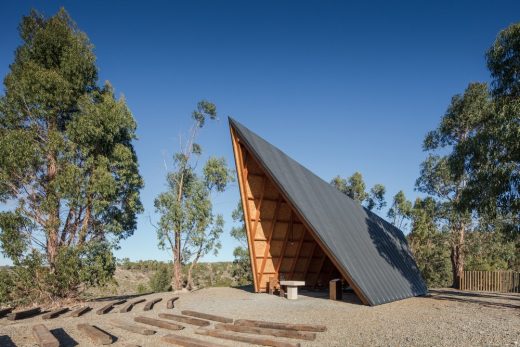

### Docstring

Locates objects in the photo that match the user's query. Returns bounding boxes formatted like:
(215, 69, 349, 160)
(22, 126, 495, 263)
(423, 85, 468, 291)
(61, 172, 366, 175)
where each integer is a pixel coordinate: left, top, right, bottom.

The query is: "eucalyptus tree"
(153, 102, 233, 290)
(406, 197, 451, 287)
(330, 172, 386, 211)
(416, 82, 492, 288)
(387, 191, 413, 231)
(460, 23, 520, 230)
(0, 9, 143, 301)
(230, 201, 252, 284)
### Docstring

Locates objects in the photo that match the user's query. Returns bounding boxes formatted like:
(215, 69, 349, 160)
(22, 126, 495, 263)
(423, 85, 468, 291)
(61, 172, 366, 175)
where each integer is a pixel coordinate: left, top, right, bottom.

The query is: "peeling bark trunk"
(78, 198, 91, 245)
(172, 231, 182, 290)
(451, 226, 465, 288)
(187, 252, 202, 290)
(46, 150, 60, 270)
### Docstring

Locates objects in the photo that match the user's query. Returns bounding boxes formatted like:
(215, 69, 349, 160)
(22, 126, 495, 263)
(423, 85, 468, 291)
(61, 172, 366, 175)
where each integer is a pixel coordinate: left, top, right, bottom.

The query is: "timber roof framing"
(229, 118, 427, 306)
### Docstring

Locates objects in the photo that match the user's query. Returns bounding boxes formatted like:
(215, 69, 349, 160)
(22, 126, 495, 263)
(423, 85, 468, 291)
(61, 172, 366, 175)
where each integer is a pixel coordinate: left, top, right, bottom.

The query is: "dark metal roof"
(230, 118, 427, 306)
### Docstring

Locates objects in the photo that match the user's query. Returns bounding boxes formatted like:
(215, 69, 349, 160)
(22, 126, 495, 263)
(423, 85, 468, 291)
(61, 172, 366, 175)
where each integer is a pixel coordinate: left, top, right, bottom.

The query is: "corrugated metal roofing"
(230, 118, 427, 306)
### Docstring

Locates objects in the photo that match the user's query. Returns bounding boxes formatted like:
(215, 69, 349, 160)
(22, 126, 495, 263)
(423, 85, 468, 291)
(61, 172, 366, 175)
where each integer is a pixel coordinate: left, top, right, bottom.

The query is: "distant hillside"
(85, 261, 242, 298)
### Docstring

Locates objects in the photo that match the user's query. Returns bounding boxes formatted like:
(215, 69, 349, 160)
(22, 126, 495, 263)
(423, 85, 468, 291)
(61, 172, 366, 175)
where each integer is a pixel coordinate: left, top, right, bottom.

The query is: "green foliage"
(0, 212, 32, 263)
(0, 269, 14, 305)
(117, 259, 167, 272)
(387, 191, 413, 231)
(366, 184, 387, 211)
(456, 23, 520, 224)
(136, 283, 149, 294)
(154, 102, 233, 290)
(0, 8, 142, 303)
(416, 82, 490, 287)
(407, 198, 452, 287)
(465, 232, 517, 271)
(330, 172, 386, 212)
(411, 23, 520, 287)
(331, 172, 367, 202)
(229, 202, 252, 285)
(149, 266, 171, 293)
(487, 23, 520, 97)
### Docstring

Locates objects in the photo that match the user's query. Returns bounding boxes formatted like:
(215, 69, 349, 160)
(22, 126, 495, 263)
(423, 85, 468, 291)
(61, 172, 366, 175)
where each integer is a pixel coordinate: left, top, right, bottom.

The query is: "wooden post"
(110, 321, 156, 335)
(235, 319, 327, 332)
(214, 323, 316, 340)
(268, 277, 276, 295)
(70, 306, 90, 317)
(42, 307, 69, 320)
(329, 279, 342, 301)
(7, 307, 41, 320)
(134, 316, 184, 331)
(181, 310, 233, 324)
(159, 313, 210, 327)
(196, 329, 301, 347)
(32, 324, 59, 347)
(120, 299, 145, 313)
(77, 324, 113, 345)
(143, 298, 162, 311)
(167, 297, 179, 309)
(97, 300, 126, 315)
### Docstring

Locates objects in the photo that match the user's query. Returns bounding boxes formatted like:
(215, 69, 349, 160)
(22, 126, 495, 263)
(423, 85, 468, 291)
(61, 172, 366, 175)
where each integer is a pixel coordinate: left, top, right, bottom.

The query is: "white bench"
(280, 280, 305, 300)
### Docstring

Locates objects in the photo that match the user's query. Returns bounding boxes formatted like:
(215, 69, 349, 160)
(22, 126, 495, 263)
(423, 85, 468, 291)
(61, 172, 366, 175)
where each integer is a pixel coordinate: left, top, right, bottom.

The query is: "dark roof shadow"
(0, 335, 16, 347)
(364, 212, 428, 297)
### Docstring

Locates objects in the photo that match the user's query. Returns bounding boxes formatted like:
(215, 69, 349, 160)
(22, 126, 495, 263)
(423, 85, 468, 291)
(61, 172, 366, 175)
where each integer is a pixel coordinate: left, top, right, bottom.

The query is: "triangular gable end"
(230, 125, 367, 303)
(229, 118, 427, 306)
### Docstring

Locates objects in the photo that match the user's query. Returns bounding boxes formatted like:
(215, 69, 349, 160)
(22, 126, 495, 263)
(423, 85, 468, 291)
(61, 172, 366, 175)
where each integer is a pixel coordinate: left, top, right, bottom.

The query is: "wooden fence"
(459, 271, 520, 293)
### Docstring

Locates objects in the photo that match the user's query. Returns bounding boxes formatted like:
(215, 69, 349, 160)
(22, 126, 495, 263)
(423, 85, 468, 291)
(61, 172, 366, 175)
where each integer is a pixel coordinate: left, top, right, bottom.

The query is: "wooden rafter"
(288, 225, 306, 280)
(257, 195, 282, 288)
(230, 121, 370, 305)
(327, 261, 336, 281)
(250, 176, 267, 243)
(230, 129, 259, 291)
(302, 243, 317, 283)
(312, 253, 328, 288)
(275, 211, 292, 276)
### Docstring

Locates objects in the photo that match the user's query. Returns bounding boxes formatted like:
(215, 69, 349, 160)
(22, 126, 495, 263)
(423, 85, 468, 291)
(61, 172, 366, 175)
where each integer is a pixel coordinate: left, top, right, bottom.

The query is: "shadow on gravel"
(428, 290, 520, 310)
(429, 289, 520, 301)
(0, 335, 16, 347)
(300, 290, 363, 305)
(51, 328, 78, 347)
(87, 292, 153, 303)
(231, 285, 255, 293)
(232, 284, 364, 305)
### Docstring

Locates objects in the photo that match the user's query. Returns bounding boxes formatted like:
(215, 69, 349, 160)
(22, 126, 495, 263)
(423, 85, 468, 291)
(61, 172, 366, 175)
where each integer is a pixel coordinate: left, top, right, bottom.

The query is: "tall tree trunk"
(450, 226, 465, 288)
(46, 150, 60, 270)
(187, 262, 195, 290)
(187, 251, 202, 290)
(172, 231, 182, 290)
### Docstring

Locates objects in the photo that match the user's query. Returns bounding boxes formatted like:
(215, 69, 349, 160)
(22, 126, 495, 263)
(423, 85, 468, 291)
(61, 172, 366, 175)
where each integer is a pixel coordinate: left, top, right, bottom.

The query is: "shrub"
(149, 266, 171, 292)
(0, 269, 14, 305)
(137, 283, 148, 294)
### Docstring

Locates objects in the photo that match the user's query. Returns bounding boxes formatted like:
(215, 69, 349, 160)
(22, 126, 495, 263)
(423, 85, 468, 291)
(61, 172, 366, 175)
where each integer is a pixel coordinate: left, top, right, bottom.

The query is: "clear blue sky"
(1, 1, 518, 265)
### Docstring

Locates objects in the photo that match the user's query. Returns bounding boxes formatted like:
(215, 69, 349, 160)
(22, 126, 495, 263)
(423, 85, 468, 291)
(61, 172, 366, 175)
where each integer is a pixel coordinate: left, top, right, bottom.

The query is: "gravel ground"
(1, 287, 519, 346)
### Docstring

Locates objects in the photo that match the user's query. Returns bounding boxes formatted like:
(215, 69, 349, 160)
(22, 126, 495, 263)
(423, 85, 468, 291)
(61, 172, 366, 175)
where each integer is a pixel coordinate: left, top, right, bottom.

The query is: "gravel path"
(1, 287, 519, 346)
